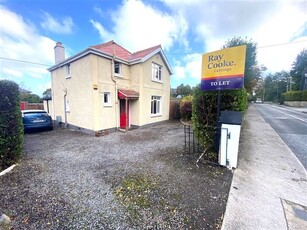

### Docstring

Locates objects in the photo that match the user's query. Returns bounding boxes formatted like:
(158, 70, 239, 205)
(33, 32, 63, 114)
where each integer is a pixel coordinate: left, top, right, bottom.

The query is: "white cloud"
(258, 37, 307, 73)
(163, 0, 307, 75)
(2, 67, 23, 78)
(0, 6, 55, 95)
(89, 19, 112, 41)
(172, 54, 202, 80)
(40, 11, 74, 34)
(90, 0, 188, 51)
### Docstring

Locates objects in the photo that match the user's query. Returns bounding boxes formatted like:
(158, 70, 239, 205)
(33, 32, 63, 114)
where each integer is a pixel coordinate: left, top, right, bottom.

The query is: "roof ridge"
(133, 44, 161, 55)
(91, 40, 133, 56)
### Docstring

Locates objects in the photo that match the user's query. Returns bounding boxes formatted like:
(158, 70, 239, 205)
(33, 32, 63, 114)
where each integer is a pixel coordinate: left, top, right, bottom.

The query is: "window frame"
(103, 92, 112, 107)
(114, 61, 122, 77)
(151, 96, 162, 116)
(152, 62, 162, 82)
(66, 64, 71, 79)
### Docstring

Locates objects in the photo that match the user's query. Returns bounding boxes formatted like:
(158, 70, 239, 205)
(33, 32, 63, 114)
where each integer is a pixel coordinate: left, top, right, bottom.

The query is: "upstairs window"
(151, 96, 162, 115)
(114, 61, 122, 76)
(66, 64, 71, 78)
(103, 92, 111, 106)
(152, 63, 162, 82)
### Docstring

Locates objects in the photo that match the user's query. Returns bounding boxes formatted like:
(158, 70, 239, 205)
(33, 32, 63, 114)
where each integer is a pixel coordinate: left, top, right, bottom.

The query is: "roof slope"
(91, 41, 162, 62)
(91, 41, 132, 61)
(49, 41, 173, 74)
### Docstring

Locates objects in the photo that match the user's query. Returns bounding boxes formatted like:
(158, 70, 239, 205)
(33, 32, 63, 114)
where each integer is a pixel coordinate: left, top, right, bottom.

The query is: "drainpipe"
(63, 88, 67, 128)
(111, 44, 119, 130)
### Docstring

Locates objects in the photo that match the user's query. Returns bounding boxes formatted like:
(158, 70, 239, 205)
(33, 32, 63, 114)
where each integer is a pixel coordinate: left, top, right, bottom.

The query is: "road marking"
(266, 105, 307, 123)
(275, 117, 288, 120)
(274, 105, 306, 115)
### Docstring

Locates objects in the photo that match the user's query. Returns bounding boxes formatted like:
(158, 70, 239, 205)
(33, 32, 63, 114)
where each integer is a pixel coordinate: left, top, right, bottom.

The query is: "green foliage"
(263, 72, 288, 102)
(176, 84, 193, 97)
(42, 88, 52, 100)
(290, 49, 307, 91)
(282, 91, 307, 101)
(192, 85, 247, 149)
(0, 80, 24, 170)
(223, 36, 266, 94)
(180, 95, 193, 121)
(20, 87, 42, 103)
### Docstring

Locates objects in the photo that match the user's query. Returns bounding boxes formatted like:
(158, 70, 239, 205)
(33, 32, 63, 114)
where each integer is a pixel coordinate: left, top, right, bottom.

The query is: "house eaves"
(47, 48, 130, 72)
(48, 46, 173, 75)
(129, 47, 173, 75)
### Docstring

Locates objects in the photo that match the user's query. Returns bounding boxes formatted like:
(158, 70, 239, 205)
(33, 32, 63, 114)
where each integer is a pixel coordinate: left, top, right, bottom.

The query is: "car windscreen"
(23, 112, 49, 118)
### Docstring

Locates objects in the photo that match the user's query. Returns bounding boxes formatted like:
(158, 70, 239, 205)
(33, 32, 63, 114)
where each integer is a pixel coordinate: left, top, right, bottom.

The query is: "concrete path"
(222, 105, 307, 230)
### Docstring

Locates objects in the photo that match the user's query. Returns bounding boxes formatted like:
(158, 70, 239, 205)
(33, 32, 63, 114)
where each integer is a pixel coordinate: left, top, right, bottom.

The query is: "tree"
(176, 84, 192, 97)
(290, 49, 307, 91)
(42, 88, 52, 99)
(263, 71, 288, 102)
(223, 36, 266, 94)
(19, 87, 42, 103)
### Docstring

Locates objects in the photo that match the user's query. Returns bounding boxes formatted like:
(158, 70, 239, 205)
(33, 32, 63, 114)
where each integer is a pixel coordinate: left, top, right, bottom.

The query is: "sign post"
(201, 45, 246, 157)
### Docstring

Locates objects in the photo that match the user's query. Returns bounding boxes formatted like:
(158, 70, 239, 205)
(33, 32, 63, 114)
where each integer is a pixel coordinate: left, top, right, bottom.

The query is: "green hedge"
(0, 80, 24, 171)
(282, 91, 307, 101)
(192, 86, 247, 150)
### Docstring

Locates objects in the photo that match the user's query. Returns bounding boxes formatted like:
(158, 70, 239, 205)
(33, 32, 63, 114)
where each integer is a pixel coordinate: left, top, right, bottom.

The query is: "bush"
(180, 95, 193, 121)
(0, 80, 24, 171)
(282, 91, 307, 101)
(192, 85, 247, 150)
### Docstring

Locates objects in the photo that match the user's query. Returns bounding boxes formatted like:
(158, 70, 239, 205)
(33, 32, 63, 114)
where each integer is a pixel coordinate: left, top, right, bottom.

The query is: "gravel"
(0, 121, 232, 229)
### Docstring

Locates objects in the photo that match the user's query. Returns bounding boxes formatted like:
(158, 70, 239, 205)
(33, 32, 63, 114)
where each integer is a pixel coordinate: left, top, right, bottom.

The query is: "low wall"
(284, 101, 307, 108)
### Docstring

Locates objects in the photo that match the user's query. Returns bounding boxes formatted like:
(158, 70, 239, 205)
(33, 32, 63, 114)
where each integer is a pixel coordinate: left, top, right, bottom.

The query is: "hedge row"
(192, 86, 247, 150)
(282, 90, 307, 101)
(0, 80, 24, 171)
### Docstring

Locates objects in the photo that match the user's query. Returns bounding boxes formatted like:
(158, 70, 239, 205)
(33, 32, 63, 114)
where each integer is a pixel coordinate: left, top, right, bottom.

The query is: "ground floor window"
(151, 96, 161, 115)
(104, 92, 111, 106)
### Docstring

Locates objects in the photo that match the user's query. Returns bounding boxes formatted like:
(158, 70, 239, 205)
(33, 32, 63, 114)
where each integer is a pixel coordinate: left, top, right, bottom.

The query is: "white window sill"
(114, 74, 123, 78)
(66, 75, 71, 79)
(104, 105, 112, 107)
(151, 114, 162, 117)
(152, 79, 163, 83)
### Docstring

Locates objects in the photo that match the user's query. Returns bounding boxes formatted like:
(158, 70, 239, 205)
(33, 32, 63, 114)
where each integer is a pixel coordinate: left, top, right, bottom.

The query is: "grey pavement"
(222, 104, 307, 230)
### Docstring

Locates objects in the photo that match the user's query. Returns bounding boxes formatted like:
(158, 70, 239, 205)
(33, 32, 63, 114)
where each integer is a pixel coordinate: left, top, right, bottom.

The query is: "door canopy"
(118, 89, 139, 100)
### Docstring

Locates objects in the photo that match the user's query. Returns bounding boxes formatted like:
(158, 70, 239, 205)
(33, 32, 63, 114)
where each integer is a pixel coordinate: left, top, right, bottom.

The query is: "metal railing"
(183, 122, 218, 164)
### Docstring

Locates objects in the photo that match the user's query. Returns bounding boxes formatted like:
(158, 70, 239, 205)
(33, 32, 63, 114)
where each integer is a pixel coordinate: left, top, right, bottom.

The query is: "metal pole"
(214, 90, 221, 156)
(125, 98, 128, 132)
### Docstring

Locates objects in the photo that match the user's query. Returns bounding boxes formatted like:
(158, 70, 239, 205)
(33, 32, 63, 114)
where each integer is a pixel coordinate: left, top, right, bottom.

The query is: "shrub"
(283, 91, 307, 101)
(180, 95, 193, 121)
(0, 80, 24, 170)
(192, 85, 247, 150)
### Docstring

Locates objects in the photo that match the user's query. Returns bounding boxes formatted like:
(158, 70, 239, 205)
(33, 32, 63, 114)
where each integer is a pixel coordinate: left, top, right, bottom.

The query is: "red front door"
(120, 99, 129, 129)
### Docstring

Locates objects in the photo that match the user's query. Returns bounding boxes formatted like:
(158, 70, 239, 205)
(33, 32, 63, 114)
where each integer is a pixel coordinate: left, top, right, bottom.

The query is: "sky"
(0, 0, 306, 97)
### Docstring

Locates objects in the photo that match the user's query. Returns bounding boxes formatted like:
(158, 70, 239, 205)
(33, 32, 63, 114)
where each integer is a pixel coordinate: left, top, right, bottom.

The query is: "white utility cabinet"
(219, 111, 242, 169)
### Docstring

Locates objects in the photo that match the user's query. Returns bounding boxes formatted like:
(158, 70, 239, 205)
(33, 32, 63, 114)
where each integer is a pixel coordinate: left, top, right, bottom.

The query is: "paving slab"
(222, 104, 307, 230)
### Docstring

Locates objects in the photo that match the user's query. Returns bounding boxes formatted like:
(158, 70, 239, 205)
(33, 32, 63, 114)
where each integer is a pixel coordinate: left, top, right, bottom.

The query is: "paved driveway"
(0, 121, 232, 229)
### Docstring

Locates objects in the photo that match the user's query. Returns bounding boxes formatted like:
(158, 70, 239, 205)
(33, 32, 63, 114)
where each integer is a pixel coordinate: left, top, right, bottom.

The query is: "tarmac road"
(255, 103, 307, 169)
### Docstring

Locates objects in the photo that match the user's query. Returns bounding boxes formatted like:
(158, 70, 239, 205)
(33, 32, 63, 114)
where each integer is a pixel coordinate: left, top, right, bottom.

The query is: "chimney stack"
(54, 42, 65, 64)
